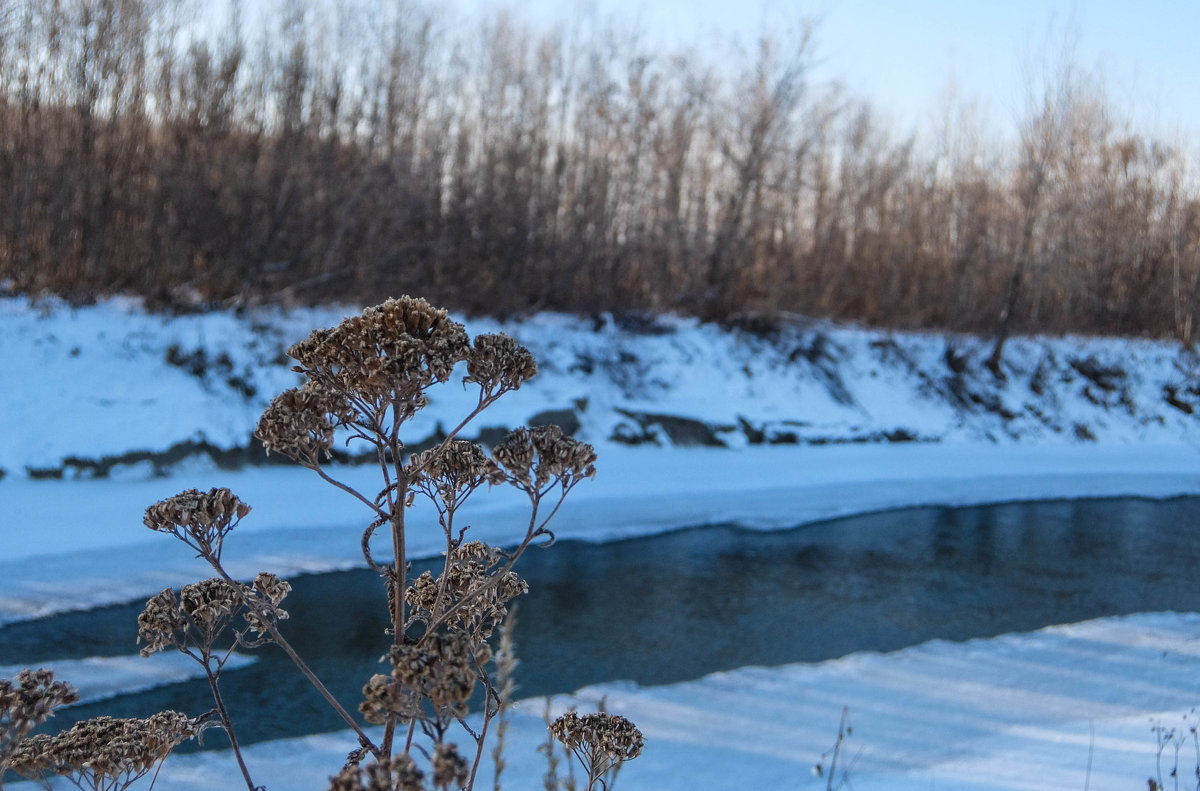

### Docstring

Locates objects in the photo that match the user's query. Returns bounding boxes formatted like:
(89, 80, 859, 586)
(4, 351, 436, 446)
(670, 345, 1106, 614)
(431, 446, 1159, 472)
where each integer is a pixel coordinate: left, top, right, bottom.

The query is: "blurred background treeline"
(0, 0, 1197, 340)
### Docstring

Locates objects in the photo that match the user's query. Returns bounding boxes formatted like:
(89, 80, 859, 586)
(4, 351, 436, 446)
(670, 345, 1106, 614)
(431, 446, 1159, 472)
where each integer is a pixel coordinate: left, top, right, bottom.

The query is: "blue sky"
(457, 0, 1199, 143)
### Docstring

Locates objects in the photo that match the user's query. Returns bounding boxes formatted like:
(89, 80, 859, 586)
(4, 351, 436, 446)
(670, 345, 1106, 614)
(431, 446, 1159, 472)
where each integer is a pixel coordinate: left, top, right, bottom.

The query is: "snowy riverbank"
(5, 294, 1200, 477)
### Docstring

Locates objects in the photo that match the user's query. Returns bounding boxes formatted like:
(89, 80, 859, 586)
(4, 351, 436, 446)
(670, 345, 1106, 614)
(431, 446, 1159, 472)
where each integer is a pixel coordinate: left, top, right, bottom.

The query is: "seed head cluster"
(143, 487, 250, 560)
(136, 588, 189, 657)
(137, 574, 291, 656)
(137, 578, 243, 656)
(327, 754, 425, 791)
(359, 627, 489, 725)
(550, 711, 644, 779)
(358, 673, 417, 725)
(431, 742, 469, 789)
(254, 297, 547, 468)
(464, 333, 538, 393)
(256, 382, 356, 461)
(388, 632, 478, 719)
(289, 297, 471, 400)
(1, 670, 79, 770)
(180, 577, 245, 627)
(406, 541, 527, 639)
(492, 424, 597, 490)
(409, 440, 505, 508)
(244, 571, 293, 637)
(9, 712, 194, 789)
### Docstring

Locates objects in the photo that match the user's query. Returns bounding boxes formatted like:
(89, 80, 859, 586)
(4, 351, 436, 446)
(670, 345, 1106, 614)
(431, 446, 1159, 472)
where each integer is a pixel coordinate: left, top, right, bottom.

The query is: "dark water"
(4, 496, 1200, 749)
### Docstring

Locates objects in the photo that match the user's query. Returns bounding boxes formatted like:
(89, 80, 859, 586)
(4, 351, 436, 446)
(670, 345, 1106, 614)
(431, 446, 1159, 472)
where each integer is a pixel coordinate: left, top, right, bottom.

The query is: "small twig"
(814, 706, 852, 791)
(202, 559, 381, 757)
(308, 463, 390, 520)
(1084, 719, 1094, 791)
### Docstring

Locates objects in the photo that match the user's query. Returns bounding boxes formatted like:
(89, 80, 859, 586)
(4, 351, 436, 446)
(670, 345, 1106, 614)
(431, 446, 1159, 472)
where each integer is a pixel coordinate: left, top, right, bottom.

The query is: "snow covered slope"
(3, 296, 1199, 478)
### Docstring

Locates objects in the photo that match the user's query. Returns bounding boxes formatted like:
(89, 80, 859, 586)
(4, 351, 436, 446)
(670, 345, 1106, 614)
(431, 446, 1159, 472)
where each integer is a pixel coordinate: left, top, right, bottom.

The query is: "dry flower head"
(550, 711, 644, 780)
(288, 296, 470, 401)
(256, 382, 356, 461)
(243, 571, 293, 637)
(328, 753, 425, 791)
(405, 541, 528, 639)
(493, 425, 597, 491)
(137, 588, 189, 657)
(137, 574, 290, 656)
(180, 577, 245, 628)
(1, 669, 79, 770)
(464, 333, 538, 393)
(255, 298, 547, 466)
(386, 632, 479, 719)
(409, 440, 506, 508)
(143, 487, 250, 560)
(9, 711, 194, 789)
(359, 673, 418, 725)
(432, 742, 469, 790)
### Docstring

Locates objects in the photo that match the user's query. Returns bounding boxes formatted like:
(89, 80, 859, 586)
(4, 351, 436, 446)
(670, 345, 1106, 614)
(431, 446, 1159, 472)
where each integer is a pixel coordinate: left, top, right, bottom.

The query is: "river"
(3, 495, 1198, 748)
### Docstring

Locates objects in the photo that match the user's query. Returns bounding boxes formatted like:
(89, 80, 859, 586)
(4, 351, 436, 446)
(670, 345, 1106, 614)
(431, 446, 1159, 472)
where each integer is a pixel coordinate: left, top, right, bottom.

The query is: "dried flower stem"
(200, 660, 255, 791)
(309, 463, 391, 521)
(207, 563, 381, 758)
(486, 606, 519, 791)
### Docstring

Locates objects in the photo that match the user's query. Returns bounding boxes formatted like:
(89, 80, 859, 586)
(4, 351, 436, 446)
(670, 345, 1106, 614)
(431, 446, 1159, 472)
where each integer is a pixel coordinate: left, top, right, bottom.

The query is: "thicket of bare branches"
(0, 0, 1196, 341)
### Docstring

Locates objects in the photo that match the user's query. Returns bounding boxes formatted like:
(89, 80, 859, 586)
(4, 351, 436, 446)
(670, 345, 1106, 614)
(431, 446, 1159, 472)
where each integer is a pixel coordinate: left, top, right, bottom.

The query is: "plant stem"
(418, 501, 542, 643)
(310, 464, 390, 520)
(264, 621, 380, 756)
(209, 564, 380, 757)
(390, 481, 409, 641)
(201, 661, 256, 791)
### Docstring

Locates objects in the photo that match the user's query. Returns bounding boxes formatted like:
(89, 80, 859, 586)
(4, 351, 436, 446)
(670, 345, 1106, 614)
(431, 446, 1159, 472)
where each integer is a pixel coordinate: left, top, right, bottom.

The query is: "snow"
(0, 653, 255, 707)
(6, 295, 1200, 475)
(3, 296, 1200, 790)
(25, 613, 1200, 791)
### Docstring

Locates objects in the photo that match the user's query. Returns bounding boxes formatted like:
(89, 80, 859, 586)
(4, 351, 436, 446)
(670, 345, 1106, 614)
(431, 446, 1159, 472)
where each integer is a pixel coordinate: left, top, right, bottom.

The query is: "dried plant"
(812, 706, 855, 791)
(1148, 710, 1200, 791)
(548, 711, 644, 791)
(133, 570, 291, 790)
(0, 669, 79, 786)
(143, 487, 251, 563)
(328, 754, 425, 791)
(538, 697, 572, 791)
(125, 296, 640, 790)
(2, 296, 637, 789)
(489, 607, 519, 791)
(8, 711, 195, 791)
